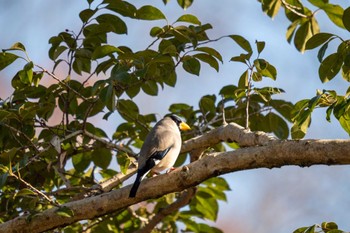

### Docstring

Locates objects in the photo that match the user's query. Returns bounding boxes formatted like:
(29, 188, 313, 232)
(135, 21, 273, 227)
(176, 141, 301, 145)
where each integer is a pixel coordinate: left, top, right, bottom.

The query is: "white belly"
(151, 146, 180, 173)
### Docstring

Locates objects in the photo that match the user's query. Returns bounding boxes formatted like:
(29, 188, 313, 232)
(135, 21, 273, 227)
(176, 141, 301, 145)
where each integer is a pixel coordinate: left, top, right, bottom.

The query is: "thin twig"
(36, 64, 89, 102)
(245, 68, 254, 130)
(82, 130, 136, 156)
(10, 170, 59, 206)
(1, 123, 40, 153)
(281, 0, 308, 18)
(221, 95, 227, 125)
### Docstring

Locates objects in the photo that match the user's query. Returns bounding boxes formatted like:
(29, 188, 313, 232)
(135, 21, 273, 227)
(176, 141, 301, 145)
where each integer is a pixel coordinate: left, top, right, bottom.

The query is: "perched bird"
(129, 115, 191, 198)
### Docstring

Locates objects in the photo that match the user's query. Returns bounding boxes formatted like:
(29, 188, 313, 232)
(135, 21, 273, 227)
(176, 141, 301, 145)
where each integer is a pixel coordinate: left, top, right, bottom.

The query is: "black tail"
(129, 174, 142, 198)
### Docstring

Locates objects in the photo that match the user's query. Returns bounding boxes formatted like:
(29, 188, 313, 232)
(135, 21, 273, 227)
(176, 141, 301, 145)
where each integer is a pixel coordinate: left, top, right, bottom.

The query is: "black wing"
(129, 147, 171, 198)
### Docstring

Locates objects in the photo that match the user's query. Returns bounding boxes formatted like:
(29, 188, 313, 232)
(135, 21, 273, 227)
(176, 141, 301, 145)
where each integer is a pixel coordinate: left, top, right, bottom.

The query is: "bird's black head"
(167, 115, 191, 131)
(169, 115, 182, 125)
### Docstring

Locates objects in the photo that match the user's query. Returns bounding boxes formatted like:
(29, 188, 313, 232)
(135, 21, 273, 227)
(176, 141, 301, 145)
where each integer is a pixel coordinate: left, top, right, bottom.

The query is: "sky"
(1, 0, 350, 232)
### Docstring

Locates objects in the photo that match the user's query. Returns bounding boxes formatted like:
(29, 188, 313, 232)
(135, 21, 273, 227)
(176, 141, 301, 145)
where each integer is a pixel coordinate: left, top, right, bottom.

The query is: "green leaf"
(0, 173, 8, 189)
(252, 71, 262, 82)
(219, 85, 238, 98)
(322, 4, 344, 29)
(270, 99, 293, 121)
(199, 95, 216, 114)
(117, 99, 139, 121)
(293, 226, 310, 233)
(73, 57, 91, 75)
(319, 53, 343, 83)
(72, 152, 91, 172)
(294, 21, 313, 52)
(238, 70, 249, 88)
(321, 222, 338, 230)
(194, 53, 219, 72)
(0, 52, 19, 71)
(52, 45, 67, 60)
(79, 8, 96, 23)
(0, 148, 18, 164)
(342, 63, 350, 82)
(343, 7, 350, 32)
(92, 148, 112, 169)
(177, 0, 193, 10)
(142, 80, 158, 96)
(96, 14, 128, 35)
(117, 152, 131, 174)
(339, 115, 350, 135)
(55, 206, 74, 218)
(176, 14, 201, 25)
(286, 20, 299, 44)
(193, 191, 218, 221)
(317, 42, 329, 62)
(195, 47, 223, 63)
(7, 42, 26, 52)
(305, 33, 335, 50)
(266, 112, 289, 139)
(291, 112, 311, 139)
(230, 53, 251, 64)
(136, 5, 166, 20)
(229, 35, 252, 53)
(104, 0, 137, 18)
(92, 45, 122, 60)
(256, 40, 265, 54)
(254, 59, 277, 80)
(16, 188, 37, 197)
(0, 110, 10, 121)
(261, 0, 281, 18)
(182, 56, 201, 76)
(100, 84, 116, 111)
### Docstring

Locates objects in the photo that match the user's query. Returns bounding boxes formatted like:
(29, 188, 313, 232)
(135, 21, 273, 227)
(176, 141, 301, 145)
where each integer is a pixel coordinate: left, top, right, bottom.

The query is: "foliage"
(294, 221, 348, 233)
(259, 0, 350, 139)
(0, 0, 349, 232)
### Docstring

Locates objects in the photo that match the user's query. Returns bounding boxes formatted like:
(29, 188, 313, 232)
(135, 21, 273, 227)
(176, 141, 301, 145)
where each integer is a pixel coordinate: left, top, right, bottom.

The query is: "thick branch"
(2, 139, 350, 233)
(181, 122, 276, 152)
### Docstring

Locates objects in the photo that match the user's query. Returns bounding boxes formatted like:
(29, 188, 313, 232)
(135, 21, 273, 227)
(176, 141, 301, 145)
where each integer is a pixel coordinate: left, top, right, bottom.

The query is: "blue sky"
(1, 0, 350, 232)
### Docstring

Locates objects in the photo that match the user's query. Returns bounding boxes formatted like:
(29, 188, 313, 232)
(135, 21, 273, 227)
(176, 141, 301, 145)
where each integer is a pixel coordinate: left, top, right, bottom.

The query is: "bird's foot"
(166, 167, 176, 173)
(151, 172, 160, 177)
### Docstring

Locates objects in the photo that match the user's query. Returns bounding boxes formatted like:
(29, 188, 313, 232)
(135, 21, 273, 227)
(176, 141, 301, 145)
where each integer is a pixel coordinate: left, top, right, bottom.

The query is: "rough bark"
(1, 123, 350, 232)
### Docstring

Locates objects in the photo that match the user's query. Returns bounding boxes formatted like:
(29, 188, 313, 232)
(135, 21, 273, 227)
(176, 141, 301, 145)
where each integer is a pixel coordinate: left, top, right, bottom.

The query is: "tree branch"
(2, 138, 350, 233)
(181, 122, 276, 152)
(135, 188, 196, 233)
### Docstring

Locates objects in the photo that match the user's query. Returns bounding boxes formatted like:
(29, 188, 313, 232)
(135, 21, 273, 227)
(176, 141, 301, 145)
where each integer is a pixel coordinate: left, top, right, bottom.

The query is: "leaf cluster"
(0, 0, 349, 232)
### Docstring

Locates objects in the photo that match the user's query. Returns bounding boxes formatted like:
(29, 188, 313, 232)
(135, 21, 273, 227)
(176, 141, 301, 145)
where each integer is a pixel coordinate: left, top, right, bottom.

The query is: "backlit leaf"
(55, 206, 74, 218)
(229, 35, 252, 53)
(195, 47, 223, 63)
(92, 148, 112, 169)
(319, 53, 343, 83)
(136, 5, 166, 20)
(96, 14, 128, 34)
(305, 33, 335, 50)
(0, 52, 19, 71)
(79, 8, 96, 23)
(322, 4, 344, 29)
(7, 42, 26, 52)
(177, 0, 193, 10)
(194, 53, 219, 72)
(176, 14, 201, 25)
(183, 56, 201, 76)
(92, 45, 122, 59)
(256, 40, 265, 54)
(343, 7, 350, 32)
(294, 21, 312, 52)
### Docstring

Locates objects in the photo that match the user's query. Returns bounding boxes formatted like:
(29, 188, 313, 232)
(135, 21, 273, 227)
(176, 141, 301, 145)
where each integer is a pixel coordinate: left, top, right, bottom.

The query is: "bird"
(129, 115, 191, 198)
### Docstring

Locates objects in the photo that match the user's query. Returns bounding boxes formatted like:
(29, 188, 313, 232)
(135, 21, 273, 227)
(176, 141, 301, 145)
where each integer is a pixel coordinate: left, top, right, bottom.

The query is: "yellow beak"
(179, 122, 191, 131)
